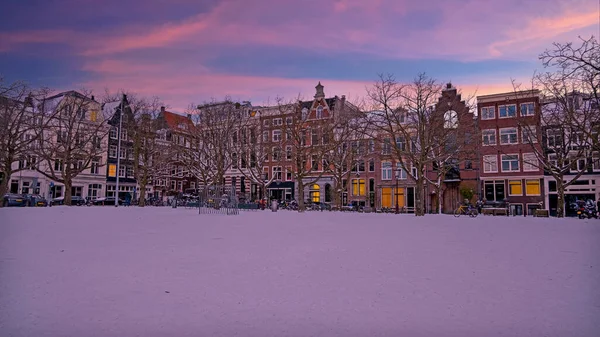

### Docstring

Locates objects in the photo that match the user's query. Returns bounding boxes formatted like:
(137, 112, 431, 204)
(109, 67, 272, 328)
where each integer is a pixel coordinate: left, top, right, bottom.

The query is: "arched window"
(316, 106, 324, 119)
(444, 110, 458, 128)
(310, 184, 320, 203)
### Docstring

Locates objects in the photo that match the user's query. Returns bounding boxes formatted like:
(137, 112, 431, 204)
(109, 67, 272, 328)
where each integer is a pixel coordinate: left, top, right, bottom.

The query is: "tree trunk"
(415, 178, 425, 216)
(296, 178, 305, 212)
(64, 177, 72, 206)
(139, 175, 147, 207)
(556, 178, 565, 218)
(0, 167, 11, 207)
(437, 185, 443, 215)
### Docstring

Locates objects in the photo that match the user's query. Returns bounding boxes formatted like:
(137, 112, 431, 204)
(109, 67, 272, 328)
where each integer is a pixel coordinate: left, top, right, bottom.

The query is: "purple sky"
(1, 0, 598, 111)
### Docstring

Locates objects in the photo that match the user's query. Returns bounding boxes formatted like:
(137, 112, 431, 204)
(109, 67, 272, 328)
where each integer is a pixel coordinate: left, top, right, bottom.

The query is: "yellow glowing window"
(509, 180, 522, 195)
(352, 179, 365, 196)
(108, 164, 116, 177)
(311, 184, 320, 202)
(90, 110, 98, 122)
(381, 187, 392, 208)
(395, 188, 405, 207)
(525, 179, 540, 195)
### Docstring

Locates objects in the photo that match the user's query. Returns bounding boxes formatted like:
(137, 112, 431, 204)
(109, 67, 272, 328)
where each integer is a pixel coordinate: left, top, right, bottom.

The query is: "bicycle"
(454, 204, 478, 218)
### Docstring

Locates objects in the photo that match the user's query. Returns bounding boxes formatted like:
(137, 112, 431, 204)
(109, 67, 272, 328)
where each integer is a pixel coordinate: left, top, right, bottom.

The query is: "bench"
(534, 209, 549, 217)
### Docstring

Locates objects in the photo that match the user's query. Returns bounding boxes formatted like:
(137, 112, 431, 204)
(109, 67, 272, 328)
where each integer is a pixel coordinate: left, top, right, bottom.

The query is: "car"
(50, 196, 87, 206)
(92, 197, 124, 206)
(23, 194, 48, 207)
(2, 194, 27, 207)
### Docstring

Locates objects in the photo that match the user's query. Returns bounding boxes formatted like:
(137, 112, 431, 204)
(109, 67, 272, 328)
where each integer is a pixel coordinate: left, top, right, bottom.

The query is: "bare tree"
(366, 73, 445, 216)
(0, 79, 53, 203)
(35, 90, 108, 205)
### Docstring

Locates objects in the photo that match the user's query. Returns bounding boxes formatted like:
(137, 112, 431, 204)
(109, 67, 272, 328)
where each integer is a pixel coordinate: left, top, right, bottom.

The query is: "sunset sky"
(1, 0, 598, 112)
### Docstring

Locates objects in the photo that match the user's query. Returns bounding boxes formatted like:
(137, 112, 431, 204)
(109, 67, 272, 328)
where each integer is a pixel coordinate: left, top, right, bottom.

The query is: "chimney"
(161, 106, 165, 113)
(91, 95, 95, 101)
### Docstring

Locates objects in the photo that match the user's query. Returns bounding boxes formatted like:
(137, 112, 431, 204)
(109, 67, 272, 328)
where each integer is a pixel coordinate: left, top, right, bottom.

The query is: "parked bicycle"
(454, 203, 479, 217)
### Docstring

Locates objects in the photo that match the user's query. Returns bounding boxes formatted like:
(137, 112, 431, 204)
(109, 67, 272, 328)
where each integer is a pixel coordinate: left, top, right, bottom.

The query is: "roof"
(162, 110, 194, 131)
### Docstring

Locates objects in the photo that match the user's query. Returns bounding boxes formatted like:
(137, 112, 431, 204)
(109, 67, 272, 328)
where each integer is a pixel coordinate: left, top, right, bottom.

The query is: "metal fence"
(198, 185, 239, 215)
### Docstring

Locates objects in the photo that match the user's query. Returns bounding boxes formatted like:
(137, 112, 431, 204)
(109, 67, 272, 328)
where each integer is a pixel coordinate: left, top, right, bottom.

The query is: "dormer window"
(316, 106, 323, 119)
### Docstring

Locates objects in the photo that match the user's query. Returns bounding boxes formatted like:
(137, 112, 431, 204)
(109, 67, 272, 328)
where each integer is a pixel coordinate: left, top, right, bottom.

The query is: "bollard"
(271, 200, 278, 212)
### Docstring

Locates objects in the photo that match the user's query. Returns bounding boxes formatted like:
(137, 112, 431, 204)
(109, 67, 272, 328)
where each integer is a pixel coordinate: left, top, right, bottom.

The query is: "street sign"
(49, 182, 54, 188)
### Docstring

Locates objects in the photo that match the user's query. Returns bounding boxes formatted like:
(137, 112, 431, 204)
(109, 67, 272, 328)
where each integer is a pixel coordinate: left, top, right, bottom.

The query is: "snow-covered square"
(1, 207, 599, 337)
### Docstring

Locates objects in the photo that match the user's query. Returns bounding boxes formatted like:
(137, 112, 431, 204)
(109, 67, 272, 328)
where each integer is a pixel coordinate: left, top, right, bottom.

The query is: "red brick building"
(477, 90, 544, 216)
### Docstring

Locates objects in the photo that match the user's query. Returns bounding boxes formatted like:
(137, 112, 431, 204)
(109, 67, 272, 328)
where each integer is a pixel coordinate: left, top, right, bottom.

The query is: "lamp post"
(395, 168, 400, 214)
(115, 94, 125, 207)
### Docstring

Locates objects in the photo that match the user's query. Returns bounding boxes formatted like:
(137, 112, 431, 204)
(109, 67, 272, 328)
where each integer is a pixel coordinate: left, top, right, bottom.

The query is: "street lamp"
(395, 168, 400, 214)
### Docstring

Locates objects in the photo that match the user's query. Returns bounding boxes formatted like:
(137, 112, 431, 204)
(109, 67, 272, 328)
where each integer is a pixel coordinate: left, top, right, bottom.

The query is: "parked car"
(50, 196, 87, 206)
(2, 193, 27, 207)
(23, 194, 48, 207)
(92, 197, 124, 206)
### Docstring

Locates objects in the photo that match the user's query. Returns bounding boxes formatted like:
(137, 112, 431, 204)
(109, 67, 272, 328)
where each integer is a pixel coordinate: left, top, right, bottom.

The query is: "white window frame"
(396, 163, 407, 179)
(522, 153, 538, 172)
(381, 161, 392, 180)
(520, 102, 535, 117)
(109, 145, 117, 158)
(272, 166, 282, 181)
(316, 106, 323, 119)
(481, 106, 495, 120)
(593, 152, 600, 172)
(500, 127, 518, 145)
(272, 130, 281, 142)
(521, 126, 537, 144)
(501, 154, 520, 172)
(498, 104, 517, 118)
(482, 129, 496, 146)
(483, 155, 498, 173)
(546, 129, 562, 148)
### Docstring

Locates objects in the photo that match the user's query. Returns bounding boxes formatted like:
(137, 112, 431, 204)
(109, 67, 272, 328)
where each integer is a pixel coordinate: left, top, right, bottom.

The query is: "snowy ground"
(1, 207, 599, 337)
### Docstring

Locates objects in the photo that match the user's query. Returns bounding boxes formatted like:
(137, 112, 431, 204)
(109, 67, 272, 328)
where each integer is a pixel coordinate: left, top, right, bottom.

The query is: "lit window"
(525, 180, 540, 195)
(509, 180, 522, 195)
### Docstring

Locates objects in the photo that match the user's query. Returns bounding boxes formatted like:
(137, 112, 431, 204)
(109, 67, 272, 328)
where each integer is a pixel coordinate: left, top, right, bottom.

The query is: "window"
(411, 166, 418, 179)
(109, 128, 117, 139)
(128, 149, 134, 160)
(525, 179, 540, 195)
(272, 130, 281, 142)
(322, 131, 330, 144)
(368, 139, 375, 153)
(87, 184, 102, 200)
(593, 152, 600, 171)
(241, 152, 247, 169)
(263, 120, 269, 127)
(301, 108, 308, 120)
(481, 106, 495, 120)
(91, 158, 100, 174)
(119, 148, 126, 159)
(522, 126, 537, 143)
(499, 104, 516, 118)
(382, 138, 391, 155)
(520, 103, 535, 116)
(396, 163, 407, 179)
(273, 118, 283, 126)
(272, 167, 282, 180)
(311, 129, 319, 145)
(286, 117, 293, 125)
(483, 155, 498, 173)
(272, 147, 280, 161)
(109, 145, 117, 158)
(250, 153, 257, 168)
(381, 162, 392, 180)
(484, 180, 505, 202)
(352, 179, 365, 196)
(547, 129, 562, 148)
(522, 153, 538, 172)
(232, 153, 238, 169)
(286, 167, 292, 181)
(118, 165, 125, 177)
(381, 187, 392, 208)
(368, 159, 375, 172)
(316, 106, 323, 119)
(482, 129, 496, 146)
(500, 128, 518, 144)
(54, 159, 63, 171)
(501, 154, 520, 172)
(286, 146, 292, 160)
(570, 157, 586, 173)
(263, 167, 269, 181)
(310, 184, 320, 202)
(120, 129, 127, 141)
(395, 137, 406, 151)
(570, 131, 585, 147)
(444, 110, 458, 128)
(108, 164, 116, 177)
(126, 166, 134, 178)
(311, 155, 319, 171)
(509, 180, 522, 196)
(262, 131, 269, 142)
